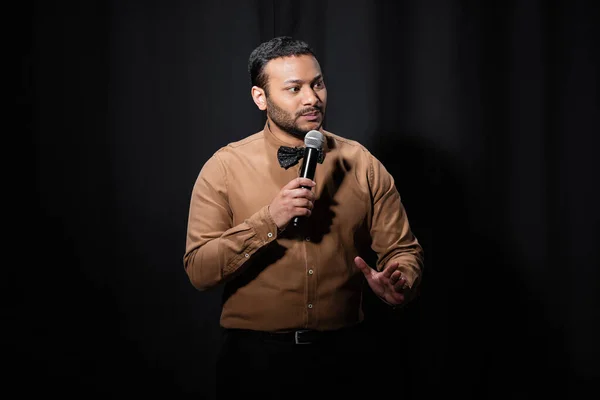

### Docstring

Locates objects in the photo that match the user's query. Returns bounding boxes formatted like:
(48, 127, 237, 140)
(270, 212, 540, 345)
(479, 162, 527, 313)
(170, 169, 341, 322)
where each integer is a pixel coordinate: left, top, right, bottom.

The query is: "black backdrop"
(17, 0, 599, 398)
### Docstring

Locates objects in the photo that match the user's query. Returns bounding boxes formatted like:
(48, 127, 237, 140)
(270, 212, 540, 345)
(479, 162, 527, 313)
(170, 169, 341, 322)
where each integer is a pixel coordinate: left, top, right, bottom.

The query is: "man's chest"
(228, 157, 371, 234)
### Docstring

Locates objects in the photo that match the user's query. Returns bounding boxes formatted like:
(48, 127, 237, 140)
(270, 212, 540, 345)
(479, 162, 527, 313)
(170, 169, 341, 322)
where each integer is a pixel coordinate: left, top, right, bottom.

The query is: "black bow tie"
(277, 146, 325, 169)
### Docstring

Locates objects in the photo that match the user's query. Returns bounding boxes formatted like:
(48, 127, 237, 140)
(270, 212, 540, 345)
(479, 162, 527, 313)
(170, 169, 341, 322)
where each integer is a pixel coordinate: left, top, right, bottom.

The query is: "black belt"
(226, 325, 363, 345)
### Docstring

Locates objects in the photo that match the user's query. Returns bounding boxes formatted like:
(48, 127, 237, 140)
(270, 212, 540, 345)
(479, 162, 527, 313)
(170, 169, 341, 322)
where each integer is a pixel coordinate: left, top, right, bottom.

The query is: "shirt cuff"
(397, 267, 419, 289)
(244, 205, 279, 244)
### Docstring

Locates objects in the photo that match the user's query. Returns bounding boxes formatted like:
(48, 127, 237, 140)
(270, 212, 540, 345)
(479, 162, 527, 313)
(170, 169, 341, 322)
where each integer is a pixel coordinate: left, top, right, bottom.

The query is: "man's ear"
(251, 86, 267, 111)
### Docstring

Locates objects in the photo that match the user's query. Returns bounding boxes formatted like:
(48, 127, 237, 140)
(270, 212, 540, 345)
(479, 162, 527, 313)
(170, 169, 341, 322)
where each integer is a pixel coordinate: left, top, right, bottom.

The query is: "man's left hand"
(354, 256, 411, 307)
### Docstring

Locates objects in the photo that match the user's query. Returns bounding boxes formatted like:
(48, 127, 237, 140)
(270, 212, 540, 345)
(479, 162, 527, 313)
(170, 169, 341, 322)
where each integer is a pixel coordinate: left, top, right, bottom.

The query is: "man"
(183, 36, 424, 399)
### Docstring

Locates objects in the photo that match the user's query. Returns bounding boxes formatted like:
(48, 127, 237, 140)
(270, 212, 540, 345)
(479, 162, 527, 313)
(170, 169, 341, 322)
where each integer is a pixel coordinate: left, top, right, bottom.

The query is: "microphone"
(293, 130, 324, 227)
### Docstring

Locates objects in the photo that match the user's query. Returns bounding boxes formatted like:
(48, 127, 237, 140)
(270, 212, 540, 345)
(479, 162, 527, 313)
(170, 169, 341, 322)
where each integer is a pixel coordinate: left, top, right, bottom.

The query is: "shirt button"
(308, 269, 314, 275)
(308, 303, 313, 309)
(267, 232, 273, 238)
(305, 237, 310, 241)
(244, 253, 249, 258)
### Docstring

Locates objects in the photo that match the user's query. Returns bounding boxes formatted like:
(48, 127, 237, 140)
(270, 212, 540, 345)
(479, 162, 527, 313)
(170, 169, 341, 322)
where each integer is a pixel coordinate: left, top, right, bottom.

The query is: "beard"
(266, 96, 323, 139)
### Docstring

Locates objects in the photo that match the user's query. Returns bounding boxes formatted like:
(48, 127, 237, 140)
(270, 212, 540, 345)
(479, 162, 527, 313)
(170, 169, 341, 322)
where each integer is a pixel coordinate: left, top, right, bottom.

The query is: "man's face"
(263, 55, 327, 138)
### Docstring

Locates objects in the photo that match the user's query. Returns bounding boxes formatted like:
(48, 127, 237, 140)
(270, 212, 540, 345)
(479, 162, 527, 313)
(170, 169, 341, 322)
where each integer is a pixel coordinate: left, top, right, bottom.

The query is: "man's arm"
(368, 153, 424, 292)
(183, 153, 279, 291)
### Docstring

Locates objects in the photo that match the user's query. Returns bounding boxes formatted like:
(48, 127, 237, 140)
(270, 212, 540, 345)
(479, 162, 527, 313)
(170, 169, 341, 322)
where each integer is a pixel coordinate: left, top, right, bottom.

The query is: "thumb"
(354, 256, 374, 280)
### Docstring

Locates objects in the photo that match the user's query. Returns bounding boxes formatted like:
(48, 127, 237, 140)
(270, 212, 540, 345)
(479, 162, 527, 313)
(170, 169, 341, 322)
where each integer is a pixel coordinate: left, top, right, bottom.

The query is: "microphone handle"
(292, 146, 319, 227)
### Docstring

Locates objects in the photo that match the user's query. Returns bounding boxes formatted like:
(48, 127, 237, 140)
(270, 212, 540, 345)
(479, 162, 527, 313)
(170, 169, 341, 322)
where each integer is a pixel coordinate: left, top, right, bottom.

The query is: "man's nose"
(301, 87, 318, 106)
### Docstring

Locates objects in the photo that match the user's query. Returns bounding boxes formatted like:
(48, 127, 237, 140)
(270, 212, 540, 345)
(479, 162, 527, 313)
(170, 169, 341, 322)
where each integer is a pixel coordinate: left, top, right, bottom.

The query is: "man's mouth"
(299, 109, 321, 120)
(300, 112, 320, 121)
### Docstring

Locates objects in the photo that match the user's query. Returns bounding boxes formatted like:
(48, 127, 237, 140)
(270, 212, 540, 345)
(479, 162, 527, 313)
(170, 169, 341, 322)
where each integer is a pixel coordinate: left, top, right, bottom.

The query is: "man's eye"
(288, 87, 300, 93)
(314, 81, 324, 88)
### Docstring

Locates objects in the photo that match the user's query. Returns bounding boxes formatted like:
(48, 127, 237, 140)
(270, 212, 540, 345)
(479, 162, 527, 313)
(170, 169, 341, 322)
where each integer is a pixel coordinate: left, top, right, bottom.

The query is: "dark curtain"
(17, 0, 598, 398)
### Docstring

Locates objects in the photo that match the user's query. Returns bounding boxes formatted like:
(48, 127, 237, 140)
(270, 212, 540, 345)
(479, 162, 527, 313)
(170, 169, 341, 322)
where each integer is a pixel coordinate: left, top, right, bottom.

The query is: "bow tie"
(277, 146, 325, 169)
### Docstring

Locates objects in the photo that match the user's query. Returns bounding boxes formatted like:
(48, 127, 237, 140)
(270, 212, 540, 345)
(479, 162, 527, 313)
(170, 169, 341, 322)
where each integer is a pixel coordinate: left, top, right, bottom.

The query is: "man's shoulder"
(211, 130, 265, 159)
(323, 129, 371, 156)
(220, 130, 265, 151)
(227, 130, 265, 148)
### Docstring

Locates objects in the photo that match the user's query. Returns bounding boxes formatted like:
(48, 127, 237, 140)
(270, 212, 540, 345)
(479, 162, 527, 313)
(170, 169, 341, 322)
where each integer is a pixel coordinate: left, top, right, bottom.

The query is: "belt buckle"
(294, 329, 312, 344)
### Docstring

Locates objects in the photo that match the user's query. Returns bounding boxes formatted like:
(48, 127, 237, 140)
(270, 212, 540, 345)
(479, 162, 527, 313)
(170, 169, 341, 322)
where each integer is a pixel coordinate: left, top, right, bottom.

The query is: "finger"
(285, 177, 316, 190)
(354, 256, 374, 279)
(392, 293, 405, 303)
(294, 207, 312, 217)
(382, 262, 400, 279)
(288, 187, 315, 199)
(292, 198, 313, 210)
(389, 269, 403, 282)
(393, 277, 408, 292)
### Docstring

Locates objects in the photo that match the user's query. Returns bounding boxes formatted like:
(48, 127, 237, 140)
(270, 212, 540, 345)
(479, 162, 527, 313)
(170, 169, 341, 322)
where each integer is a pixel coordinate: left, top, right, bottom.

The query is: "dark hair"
(248, 36, 316, 92)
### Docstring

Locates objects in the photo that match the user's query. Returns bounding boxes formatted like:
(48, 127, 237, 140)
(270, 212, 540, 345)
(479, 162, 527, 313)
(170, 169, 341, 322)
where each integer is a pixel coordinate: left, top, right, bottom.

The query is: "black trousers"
(215, 324, 374, 400)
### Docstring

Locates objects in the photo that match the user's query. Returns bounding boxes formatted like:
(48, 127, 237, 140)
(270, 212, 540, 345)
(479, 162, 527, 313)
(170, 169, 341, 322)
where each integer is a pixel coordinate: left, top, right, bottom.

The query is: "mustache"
(296, 107, 322, 117)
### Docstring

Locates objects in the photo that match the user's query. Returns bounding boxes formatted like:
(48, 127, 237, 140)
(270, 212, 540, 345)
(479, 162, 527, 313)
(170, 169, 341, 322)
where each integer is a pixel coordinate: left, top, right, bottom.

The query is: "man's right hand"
(268, 177, 316, 230)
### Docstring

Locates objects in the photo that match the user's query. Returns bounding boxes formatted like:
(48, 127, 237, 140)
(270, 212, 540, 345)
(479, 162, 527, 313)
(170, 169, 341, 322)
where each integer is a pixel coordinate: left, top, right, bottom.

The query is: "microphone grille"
(304, 130, 324, 149)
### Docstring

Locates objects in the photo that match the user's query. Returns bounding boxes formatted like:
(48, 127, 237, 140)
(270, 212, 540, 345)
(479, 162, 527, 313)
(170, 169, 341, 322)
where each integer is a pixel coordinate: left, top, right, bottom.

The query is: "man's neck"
(266, 119, 305, 147)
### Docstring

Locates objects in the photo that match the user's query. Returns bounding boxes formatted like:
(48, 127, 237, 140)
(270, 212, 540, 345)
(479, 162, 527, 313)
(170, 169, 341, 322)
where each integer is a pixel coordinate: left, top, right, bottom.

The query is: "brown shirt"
(183, 122, 424, 332)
